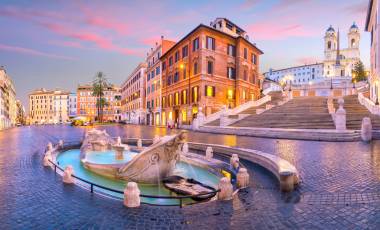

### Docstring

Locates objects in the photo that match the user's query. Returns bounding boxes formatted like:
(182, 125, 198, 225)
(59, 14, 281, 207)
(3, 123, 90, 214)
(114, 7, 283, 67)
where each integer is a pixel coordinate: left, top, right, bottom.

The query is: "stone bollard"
(153, 135, 160, 144)
(47, 142, 53, 152)
(63, 165, 75, 184)
(182, 142, 189, 154)
(279, 171, 294, 192)
(124, 182, 141, 208)
(218, 177, 233, 200)
(116, 136, 122, 146)
(236, 168, 250, 188)
(361, 117, 372, 142)
(230, 154, 239, 167)
(335, 98, 346, 131)
(205, 147, 213, 160)
(137, 139, 142, 150)
(58, 140, 64, 149)
(43, 151, 52, 167)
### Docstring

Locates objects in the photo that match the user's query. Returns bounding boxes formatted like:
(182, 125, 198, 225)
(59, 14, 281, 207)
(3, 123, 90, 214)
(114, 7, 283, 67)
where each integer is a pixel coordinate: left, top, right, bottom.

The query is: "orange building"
(160, 18, 263, 125)
(77, 84, 121, 122)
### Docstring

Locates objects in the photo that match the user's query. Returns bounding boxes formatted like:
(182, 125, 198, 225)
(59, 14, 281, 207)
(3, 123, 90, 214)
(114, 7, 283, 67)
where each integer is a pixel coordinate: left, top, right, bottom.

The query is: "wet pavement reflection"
(1, 124, 380, 229)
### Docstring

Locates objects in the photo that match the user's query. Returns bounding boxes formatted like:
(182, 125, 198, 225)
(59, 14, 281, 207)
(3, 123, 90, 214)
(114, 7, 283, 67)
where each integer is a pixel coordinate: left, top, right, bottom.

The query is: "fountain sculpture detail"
(80, 129, 185, 184)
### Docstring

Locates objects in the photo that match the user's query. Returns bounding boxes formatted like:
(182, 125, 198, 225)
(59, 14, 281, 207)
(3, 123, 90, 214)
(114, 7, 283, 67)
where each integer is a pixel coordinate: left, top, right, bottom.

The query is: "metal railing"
(48, 159, 219, 208)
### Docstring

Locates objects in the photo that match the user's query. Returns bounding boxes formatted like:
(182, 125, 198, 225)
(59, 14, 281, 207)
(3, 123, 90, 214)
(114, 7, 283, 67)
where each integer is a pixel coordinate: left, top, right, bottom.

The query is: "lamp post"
(376, 80, 379, 105)
(352, 73, 356, 89)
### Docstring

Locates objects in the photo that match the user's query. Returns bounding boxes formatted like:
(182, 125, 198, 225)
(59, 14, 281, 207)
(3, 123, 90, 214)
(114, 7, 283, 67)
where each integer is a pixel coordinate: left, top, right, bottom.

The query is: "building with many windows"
(28, 88, 69, 124)
(265, 24, 360, 86)
(366, 0, 380, 104)
(160, 18, 263, 126)
(0, 66, 17, 129)
(264, 63, 324, 85)
(68, 93, 77, 118)
(145, 37, 175, 125)
(77, 84, 120, 122)
(120, 63, 147, 124)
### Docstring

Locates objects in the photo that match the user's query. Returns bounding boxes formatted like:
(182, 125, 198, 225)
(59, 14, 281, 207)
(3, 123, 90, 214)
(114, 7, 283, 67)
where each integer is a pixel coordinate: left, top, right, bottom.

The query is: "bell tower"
(324, 25, 337, 61)
(348, 22, 360, 49)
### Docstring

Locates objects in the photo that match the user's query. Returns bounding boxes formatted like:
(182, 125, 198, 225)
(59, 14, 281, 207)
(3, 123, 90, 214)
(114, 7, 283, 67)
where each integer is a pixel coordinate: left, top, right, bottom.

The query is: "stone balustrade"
(188, 142, 300, 192)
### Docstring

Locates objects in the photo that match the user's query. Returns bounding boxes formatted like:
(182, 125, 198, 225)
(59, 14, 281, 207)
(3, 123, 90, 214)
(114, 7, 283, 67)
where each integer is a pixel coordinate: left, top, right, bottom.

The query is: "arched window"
(351, 39, 356, 47)
(327, 41, 331, 49)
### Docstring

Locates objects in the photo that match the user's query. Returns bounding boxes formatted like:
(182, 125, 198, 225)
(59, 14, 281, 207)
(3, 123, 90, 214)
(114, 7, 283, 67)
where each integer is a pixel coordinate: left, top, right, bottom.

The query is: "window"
(243, 70, 247, 81)
(182, 90, 187, 104)
(192, 37, 199, 51)
(183, 66, 186, 80)
(147, 101, 150, 109)
(192, 86, 199, 102)
(162, 62, 166, 71)
(207, 61, 213, 74)
(156, 66, 160, 75)
(174, 72, 179, 83)
(244, 48, 248, 59)
(227, 67, 236, 79)
(169, 94, 173, 107)
(205, 86, 215, 97)
(227, 44, 236, 56)
(151, 84, 155, 92)
(147, 73, 150, 81)
(193, 62, 198, 75)
(327, 41, 332, 49)
(251, 54, 257, 65)
(169, 56, 173, 66)
(162, 96, 166, 108)
(206, 36, 215, 50)
(182, 45, 188, 58)
(151, 71, 154, 78)
(175, 51, 180, 62)
(167, 75, 172, 86)
(227, 89, 234, 99)
(175, 92, 179, 105)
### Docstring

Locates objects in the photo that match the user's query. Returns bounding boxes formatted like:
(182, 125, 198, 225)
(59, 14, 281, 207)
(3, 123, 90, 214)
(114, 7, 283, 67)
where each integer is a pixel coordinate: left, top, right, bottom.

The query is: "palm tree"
(92, 72, 109, 123)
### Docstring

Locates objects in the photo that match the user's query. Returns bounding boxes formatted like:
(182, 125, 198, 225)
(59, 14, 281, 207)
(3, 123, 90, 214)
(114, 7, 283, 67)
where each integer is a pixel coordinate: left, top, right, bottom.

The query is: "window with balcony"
(244, 48, 248, 60)
(192, 86, 199, 102)
(251, 53, 257, 64)
(174, 72, 179, 83)
(206, 36, 215, 50)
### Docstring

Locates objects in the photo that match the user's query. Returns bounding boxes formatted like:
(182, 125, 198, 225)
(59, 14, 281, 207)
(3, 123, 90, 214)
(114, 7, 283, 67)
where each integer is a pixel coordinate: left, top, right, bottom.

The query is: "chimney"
(161, 35, 164, 40)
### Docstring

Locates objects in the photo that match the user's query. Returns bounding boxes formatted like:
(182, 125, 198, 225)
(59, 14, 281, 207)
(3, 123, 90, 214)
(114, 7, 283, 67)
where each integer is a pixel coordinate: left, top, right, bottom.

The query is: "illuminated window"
(162, 112, 166, 125)
(175, 92, 179, 105)
(192, 86, 199, 102)
(242, 90, 246, 99)
(168, 111, 173, 120)
(227, 89, 234, 99)
(182, 109, 187, 121)
(206, 86, 215, 97)
(182, 90, 187, 104)
(169, 94, 173, 107)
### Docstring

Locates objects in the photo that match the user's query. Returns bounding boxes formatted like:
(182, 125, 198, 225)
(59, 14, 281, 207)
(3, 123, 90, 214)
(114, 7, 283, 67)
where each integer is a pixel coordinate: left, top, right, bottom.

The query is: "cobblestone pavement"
(1, 125, 380, 229)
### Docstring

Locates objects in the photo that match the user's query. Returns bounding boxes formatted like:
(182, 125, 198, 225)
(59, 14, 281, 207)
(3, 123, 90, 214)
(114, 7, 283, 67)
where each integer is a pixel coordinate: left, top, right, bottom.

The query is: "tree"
(92, 72, 109, 123)
(352, 60, 367, 83)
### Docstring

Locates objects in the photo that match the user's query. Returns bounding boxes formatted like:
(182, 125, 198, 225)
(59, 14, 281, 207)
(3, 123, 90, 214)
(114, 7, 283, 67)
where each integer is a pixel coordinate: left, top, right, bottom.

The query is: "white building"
(324, 24, 360, 78)
(0, 66, 17, 129)
(68, 93, 77, 118)
(121, 63, 147, 124)
(366, 0, 380, 104)
(264, 63, 324, 85)
(265, 23, 360, 86)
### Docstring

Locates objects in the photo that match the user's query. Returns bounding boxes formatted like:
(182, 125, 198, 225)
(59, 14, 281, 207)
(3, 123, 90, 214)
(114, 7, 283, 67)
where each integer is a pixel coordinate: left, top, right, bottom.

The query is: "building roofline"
(160, 23, 263, 59)
(365, 0, 374, 31)
(121, 62, 147, 87)
(215, 17, 246, 33)
(264, 62, 324, 74)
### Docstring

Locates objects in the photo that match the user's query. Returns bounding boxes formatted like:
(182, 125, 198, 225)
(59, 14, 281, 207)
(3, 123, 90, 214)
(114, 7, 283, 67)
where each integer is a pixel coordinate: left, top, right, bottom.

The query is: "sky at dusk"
(0, 0, 371, 107)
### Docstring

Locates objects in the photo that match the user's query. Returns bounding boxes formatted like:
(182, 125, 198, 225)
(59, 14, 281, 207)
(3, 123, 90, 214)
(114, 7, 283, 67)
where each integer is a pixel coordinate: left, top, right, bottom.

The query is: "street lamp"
(352, 73, 356, 89)
(376, 80, 379, 105)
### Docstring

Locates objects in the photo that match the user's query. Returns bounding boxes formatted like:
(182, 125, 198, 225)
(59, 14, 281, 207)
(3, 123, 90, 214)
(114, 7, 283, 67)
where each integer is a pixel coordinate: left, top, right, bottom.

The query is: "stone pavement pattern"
(1, 125, 380, 229)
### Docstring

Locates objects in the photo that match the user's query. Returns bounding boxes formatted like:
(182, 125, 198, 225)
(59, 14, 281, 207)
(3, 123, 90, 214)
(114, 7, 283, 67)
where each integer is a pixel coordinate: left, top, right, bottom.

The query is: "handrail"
(48, 159, 220, 206)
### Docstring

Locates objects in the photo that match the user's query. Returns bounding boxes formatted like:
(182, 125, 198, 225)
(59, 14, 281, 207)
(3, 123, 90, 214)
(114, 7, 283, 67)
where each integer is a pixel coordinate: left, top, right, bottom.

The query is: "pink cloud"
(240, 0, 261, 9)
(296, 56, 321, 65)
(248, 21, 316, 40)
(0, 43, 76, 60)
(48, 40, 85, 49)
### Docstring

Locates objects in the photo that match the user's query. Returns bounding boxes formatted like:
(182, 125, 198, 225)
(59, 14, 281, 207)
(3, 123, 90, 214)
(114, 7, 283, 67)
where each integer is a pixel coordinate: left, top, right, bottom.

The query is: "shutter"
(198, 87, 200, 102)
(191, 87, 194, 103)
(205, 85, 207, 96)
(212, 86, 216, 97)
(212, 38, 215, 50)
